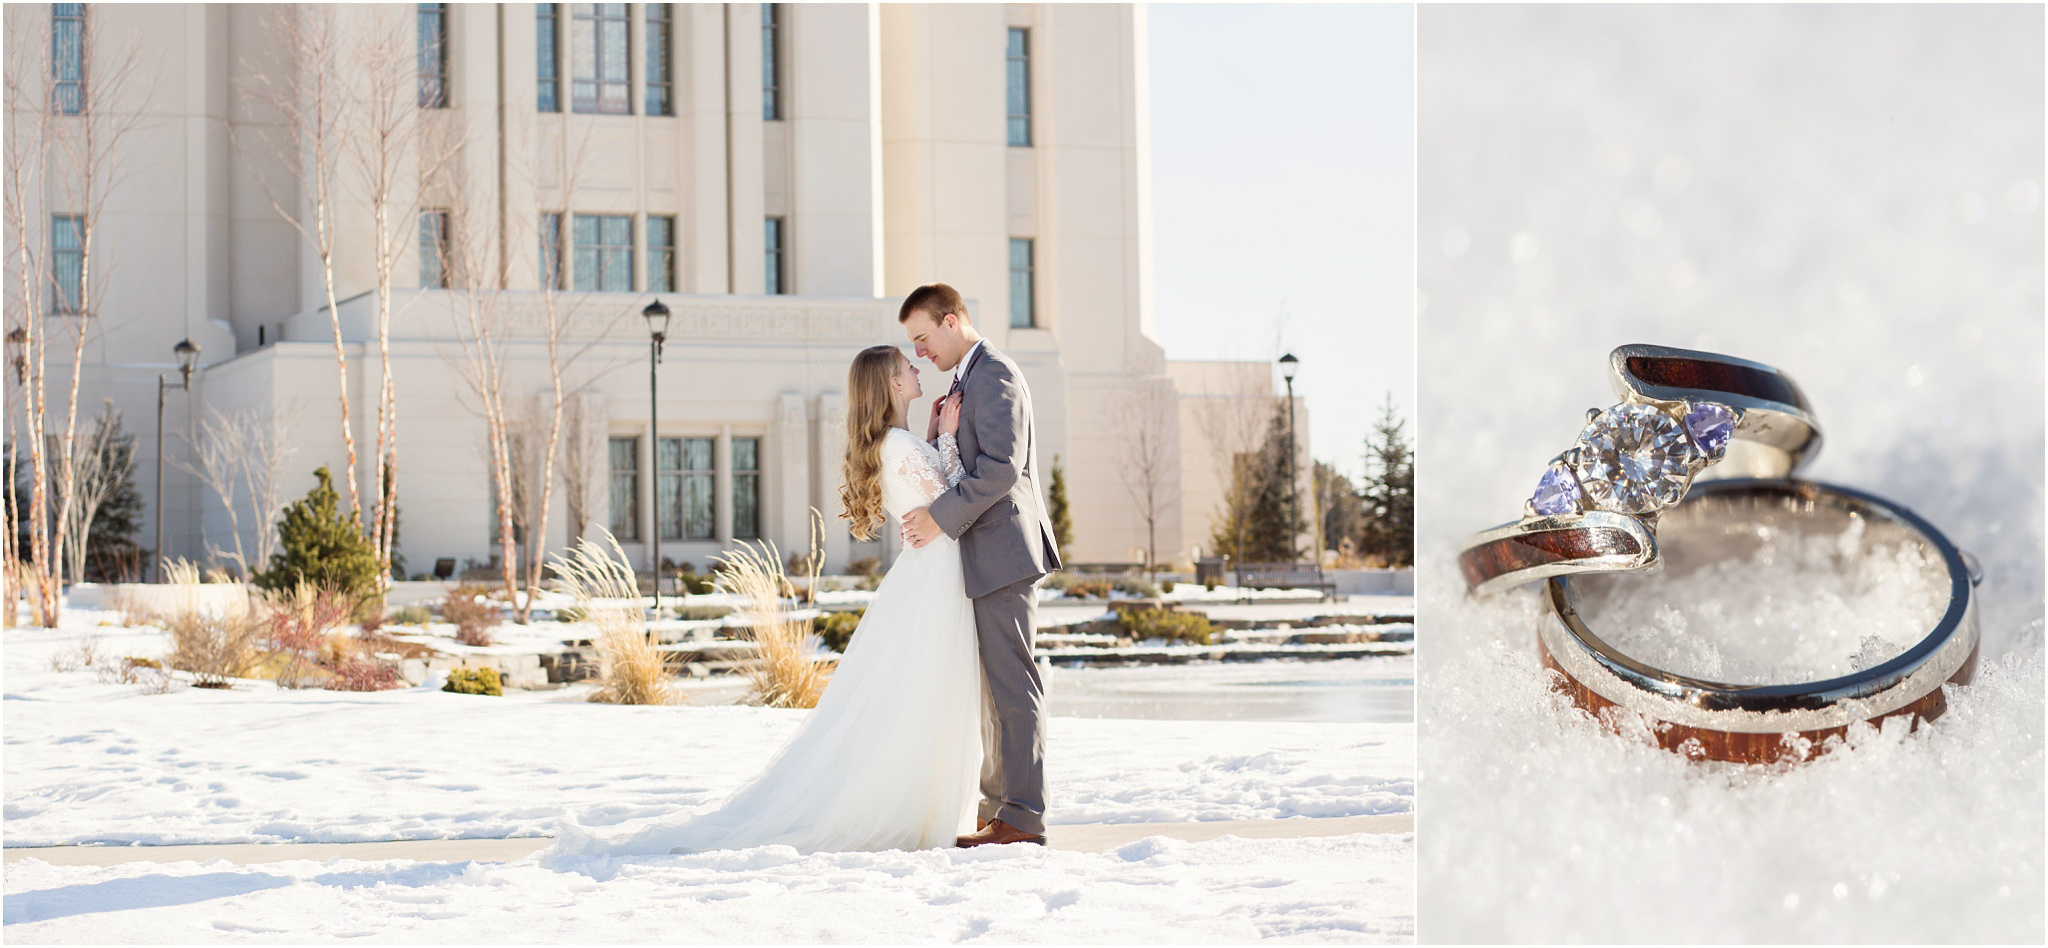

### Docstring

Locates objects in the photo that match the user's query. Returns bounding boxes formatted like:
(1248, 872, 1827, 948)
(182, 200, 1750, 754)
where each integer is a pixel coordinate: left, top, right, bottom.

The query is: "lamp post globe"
(174, 339, 200, 381)
(643, 299, 671, 352)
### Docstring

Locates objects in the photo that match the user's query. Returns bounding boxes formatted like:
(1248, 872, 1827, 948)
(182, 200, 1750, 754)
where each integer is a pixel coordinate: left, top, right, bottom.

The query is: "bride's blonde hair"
(839, 345, 905, 541)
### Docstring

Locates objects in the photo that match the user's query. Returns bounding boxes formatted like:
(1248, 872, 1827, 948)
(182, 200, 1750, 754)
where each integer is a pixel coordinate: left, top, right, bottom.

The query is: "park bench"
(1231, 562, 1338, 602)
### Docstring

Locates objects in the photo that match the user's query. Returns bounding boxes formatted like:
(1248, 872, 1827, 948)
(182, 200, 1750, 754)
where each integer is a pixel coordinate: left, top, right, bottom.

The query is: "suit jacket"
(928, 343, 1063, 599)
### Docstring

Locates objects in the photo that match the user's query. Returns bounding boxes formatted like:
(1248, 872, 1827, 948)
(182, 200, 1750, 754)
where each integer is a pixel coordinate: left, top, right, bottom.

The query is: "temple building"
(5, 3, 1305, 579)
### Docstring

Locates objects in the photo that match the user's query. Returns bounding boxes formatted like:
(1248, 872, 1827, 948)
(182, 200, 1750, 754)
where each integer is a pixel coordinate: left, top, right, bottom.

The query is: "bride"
(547, 344, 982, 858)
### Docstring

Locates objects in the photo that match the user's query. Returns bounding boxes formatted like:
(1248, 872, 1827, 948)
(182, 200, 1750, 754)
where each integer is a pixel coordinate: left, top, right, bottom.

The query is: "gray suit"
(927, 343, 1061, 835)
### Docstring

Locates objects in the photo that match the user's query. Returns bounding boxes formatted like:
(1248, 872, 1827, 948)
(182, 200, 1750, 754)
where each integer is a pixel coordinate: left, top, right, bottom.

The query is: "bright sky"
(1146, 3, 1414, 483)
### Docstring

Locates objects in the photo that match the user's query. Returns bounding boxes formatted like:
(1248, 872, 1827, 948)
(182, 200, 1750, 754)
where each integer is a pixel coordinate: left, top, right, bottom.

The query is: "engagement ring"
(1459, 344, 1823, 595)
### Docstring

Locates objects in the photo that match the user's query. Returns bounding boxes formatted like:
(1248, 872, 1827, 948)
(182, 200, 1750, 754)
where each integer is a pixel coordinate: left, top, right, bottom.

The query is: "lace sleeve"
(935, 433, 965, 488)
(893, 436, 952, 504)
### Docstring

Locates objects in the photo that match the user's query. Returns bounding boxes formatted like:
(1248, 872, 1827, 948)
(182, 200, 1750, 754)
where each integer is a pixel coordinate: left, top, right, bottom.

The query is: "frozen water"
(1418, 5, 2042, 942)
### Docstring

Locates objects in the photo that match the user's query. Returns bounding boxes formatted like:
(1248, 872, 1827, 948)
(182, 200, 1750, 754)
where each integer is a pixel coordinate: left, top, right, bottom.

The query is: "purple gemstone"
(1685, 401, 1736, 456)
(1531, 465, 1581, 516)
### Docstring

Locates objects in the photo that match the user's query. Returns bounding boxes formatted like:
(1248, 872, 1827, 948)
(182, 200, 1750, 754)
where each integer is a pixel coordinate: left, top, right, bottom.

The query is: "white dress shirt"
(952, 339, 986, 390)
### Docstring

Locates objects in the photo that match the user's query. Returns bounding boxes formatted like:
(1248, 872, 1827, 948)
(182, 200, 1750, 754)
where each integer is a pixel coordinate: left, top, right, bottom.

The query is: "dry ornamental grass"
(164, 609, 262, 689)
(550, 532, 675, 706)
(715, 513, 832, 710)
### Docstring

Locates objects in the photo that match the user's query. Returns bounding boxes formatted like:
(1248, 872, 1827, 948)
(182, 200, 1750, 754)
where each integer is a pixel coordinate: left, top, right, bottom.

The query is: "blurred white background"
(1416, 5, 2042, 941)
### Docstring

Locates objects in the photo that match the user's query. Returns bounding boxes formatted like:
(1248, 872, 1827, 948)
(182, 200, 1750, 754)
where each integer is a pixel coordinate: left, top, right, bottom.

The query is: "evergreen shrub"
(254, 466, 382, 616)
(443, 667, 502, 696)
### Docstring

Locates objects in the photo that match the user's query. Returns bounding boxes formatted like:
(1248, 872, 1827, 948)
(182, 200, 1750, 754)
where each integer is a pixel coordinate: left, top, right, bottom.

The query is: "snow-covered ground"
(5, 833, 1413, 944)
(4, 613, 1413, 941)
(1418, 6, 2043, 942)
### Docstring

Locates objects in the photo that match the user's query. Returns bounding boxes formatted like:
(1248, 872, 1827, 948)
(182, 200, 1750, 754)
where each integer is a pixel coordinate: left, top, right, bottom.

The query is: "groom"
(897, 282, 1062, 848)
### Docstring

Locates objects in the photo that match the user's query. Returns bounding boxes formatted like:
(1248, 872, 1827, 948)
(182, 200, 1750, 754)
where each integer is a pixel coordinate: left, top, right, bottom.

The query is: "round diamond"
(1530, 464, 1581, 516)
(1684, 400, 1736, 457)
(1571, 403, 1698, 514)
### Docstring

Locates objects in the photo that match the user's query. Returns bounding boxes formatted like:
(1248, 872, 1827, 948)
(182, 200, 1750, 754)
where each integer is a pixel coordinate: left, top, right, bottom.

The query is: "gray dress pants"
(972, 574, 1046, 835)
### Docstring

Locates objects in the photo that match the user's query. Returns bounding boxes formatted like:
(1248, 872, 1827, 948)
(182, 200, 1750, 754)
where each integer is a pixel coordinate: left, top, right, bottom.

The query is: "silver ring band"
(1537, 479, 1981, 763)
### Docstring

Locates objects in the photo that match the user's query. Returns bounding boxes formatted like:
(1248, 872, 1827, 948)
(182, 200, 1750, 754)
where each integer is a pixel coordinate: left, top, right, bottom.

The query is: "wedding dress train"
(546, 427, 981, 858)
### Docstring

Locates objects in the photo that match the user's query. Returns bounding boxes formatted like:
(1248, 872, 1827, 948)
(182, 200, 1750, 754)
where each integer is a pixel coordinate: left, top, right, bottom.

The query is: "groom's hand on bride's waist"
(901, 507, 943, 549)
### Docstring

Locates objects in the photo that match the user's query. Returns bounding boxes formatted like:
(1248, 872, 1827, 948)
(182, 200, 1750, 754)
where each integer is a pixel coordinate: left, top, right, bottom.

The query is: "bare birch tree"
(5, 7, 146, 623)
(237, 404, 297, 572)
(237, 6, 361, 528)
(178, 407, 248, 576)
(3, 6, 55, 624)
(56, 400, 122, 584)
(1112, 376, 1181, 579)
(176, 403, 299, 578)
(358, 8, 410, 580)
(3, 371, 20, 627)
(561, 391, 604, 545)
(513, 127, 625, 623)
(355, 6, 456, 582)
(436, 195, 528, 618)
(1191, 365, 1278, 569)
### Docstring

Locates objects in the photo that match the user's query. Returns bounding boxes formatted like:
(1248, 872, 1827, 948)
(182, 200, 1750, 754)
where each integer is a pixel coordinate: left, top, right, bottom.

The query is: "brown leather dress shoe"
(955, 818, 1046, 848)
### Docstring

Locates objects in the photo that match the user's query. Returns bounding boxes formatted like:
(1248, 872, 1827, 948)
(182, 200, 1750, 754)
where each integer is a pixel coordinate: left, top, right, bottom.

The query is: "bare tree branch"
(234, 5, 361, 526)
(173, 403, 300, 579)
(1112, 374, 1181, 578)
(6, 7, 150, 621)
(4, 5, 57, 623)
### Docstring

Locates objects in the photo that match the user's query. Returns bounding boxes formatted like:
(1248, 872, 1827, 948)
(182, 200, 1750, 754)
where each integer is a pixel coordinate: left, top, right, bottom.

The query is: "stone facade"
(4, 3, 1304, 577)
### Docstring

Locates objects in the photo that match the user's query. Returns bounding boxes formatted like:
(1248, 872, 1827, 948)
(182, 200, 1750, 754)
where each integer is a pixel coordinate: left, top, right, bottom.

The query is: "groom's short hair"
(898, 283, 969, 328)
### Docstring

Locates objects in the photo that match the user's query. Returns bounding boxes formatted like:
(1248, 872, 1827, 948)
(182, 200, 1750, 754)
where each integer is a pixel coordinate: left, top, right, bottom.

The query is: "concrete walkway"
(3, 814, 1412, 867)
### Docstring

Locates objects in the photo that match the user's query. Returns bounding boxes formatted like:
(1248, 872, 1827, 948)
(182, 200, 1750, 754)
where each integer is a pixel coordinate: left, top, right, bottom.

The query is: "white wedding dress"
(545, 427, 981, 859)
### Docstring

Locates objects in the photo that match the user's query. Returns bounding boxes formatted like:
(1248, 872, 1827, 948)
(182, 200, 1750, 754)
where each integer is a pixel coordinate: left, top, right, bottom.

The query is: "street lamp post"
(1278, 352, 1299, 565)
(155, 339, 200, 582)
(643, 299, 670, 613)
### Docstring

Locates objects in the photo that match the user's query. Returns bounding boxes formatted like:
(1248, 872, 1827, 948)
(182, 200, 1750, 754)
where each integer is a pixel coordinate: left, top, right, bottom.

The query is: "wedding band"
(1537, 479, 1982, 764)
(1459, 344, 1822, 595)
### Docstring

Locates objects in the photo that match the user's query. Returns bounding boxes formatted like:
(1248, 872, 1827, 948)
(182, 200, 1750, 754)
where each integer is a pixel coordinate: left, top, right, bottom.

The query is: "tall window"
(761, 4, 782, 120)
(1006, 28, 1030, 146)
(571, 3, 631, 114)
(536, 4, 561, 112)
(417, 3, 448, 108)
(647, 215, 675, 293)
(540, 212, 565, 290)
(50, 214, 82, 313)
(764, 217, 786, 295)
(733, 437, 761, 540)
(608, 436, 640, 541)
(51, 4, 85, 115)
(419, 210, 450, 289)
(1009, 237, 1034, 328)
(645, 3, 672, 116)
(572, 213, 633, 291)
(658, 437, 715, 541)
